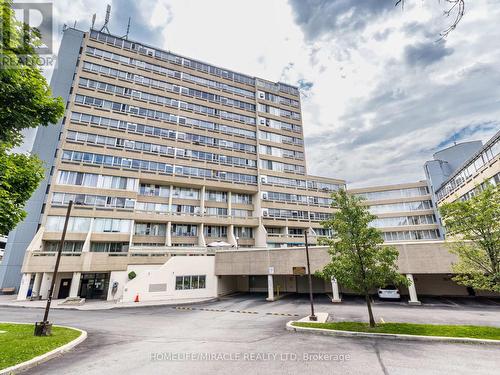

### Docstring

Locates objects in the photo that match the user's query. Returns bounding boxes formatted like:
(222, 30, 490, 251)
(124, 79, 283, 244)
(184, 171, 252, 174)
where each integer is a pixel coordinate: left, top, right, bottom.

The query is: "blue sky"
(39, 0, 500, 187)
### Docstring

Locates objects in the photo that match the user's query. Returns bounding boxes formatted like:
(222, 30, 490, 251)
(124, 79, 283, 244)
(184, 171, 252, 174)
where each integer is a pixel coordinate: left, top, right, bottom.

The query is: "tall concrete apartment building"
(0, 28, 344, 294)
(349, 181, 442, 242)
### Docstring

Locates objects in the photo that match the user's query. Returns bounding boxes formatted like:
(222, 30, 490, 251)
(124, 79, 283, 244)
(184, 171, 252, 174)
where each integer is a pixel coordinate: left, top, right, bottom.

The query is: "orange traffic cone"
(134, 294, 139, 303)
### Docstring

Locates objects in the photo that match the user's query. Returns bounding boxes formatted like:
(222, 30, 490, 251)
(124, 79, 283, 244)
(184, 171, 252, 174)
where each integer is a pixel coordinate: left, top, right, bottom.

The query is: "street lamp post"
(304, 229, 317, 321)
(35, 200, 73, 336)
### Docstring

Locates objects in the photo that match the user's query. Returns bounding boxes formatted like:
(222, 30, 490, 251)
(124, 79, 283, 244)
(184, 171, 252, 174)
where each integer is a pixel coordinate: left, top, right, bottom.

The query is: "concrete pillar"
(228, 224, 237, 247)
(406, 274, 421, 305)
(32, 272, 42, 298)
(16, 273, 32, 301)
(200, 186, 206, 216)
(198, 224, 206, 247)
(331, 277, 341, 303)
(266, 274, 274, 301)
(129, 219, 135, 249)
(39, 272, 53, 300)
(168, 185, 174, 211)
(82, 218, 93, 252)
(69, 272, 81, 298)
(255, 224, 268, 248)
(166, 221, 172, 246)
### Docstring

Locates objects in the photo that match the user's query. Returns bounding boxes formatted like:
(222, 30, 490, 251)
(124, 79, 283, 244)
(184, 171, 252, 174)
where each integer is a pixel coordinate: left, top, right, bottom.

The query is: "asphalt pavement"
(1, 293, 499, 375)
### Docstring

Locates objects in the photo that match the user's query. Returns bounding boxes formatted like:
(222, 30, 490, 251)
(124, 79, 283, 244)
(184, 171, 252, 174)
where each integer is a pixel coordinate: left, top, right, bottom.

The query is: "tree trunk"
(365, 293, 376, 327)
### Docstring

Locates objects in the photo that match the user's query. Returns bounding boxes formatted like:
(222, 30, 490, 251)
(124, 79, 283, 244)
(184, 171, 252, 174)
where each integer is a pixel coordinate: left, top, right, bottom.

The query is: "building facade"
(349, 181, 442, 242)
(8, 27, 344, 297)
(434, 131, 499, 205)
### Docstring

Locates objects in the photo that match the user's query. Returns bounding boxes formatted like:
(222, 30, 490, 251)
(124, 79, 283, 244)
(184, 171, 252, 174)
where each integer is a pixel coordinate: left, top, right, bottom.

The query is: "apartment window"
(175, 275, 206, 290)
(44, 241, 84, 252)
(205, 207, 228, 216)
(234, 227, 253, 238)
(134, 223, 167, 236)
(94, 219, 132, 233)
(231, 193, 252, 204)
(203, 226, 227, 237)
(171, 224, 198, 237)
(205, 190, 227, 202)
(45, 216, 91, 233)
(231, 209, 251, 218)
(90, 242, 129, 253)
(172, 187, 200, 200)
(139, 183, 170, 197)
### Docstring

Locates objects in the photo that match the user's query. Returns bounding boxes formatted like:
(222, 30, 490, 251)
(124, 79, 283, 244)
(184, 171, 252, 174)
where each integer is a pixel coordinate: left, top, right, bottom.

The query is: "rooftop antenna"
(100, 4, 111, 33)
(123, 17, 131, 39)
(91, 13, 96, 30)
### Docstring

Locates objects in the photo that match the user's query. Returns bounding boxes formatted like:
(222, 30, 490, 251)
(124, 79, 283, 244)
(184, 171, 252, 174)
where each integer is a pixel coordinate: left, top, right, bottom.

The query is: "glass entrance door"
(79, 273, 110, 300)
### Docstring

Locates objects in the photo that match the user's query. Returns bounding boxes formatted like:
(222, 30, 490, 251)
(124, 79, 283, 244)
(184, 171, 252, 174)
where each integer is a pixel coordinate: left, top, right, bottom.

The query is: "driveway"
(1, 293, 499, 375)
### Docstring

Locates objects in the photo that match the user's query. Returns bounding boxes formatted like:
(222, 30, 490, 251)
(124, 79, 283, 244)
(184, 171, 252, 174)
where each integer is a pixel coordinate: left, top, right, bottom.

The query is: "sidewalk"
(0, 294, 217, 310)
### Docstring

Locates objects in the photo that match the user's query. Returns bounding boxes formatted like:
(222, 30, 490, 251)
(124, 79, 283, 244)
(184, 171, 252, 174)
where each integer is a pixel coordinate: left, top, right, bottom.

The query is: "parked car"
(378, 285, 401, 300)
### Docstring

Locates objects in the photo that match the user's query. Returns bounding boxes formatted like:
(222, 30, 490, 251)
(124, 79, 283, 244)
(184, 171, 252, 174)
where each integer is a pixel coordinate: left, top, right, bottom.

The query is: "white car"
(378, 285, 401, 300)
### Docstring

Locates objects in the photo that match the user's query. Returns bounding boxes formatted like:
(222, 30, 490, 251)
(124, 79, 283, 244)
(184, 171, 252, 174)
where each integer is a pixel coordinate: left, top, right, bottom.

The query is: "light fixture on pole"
(34, 200, 74, 336)
(304, 228, 317, 321)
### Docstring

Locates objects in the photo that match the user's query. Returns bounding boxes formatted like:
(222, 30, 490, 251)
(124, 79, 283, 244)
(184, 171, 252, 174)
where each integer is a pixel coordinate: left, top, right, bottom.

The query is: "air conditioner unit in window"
(262, 209, 268, 216)
(260, 176, 267, 183)
(262, 192, 268, 199)
(259, 118, 265, 125)
(266, 119, 271, 126)
(259, 92, 265, 99)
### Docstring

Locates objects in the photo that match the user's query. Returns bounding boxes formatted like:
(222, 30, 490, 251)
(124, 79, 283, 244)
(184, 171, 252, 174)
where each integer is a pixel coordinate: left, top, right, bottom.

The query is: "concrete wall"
(217, 275, 238, 296)
(121, 256, 217, 302)
(215, 242, 457, 276)
(0, 29, 85, 291)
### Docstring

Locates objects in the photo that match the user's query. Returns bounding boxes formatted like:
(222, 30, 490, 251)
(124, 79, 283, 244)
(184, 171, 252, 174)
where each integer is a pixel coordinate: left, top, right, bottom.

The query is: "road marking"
(174, 306, 299, 317)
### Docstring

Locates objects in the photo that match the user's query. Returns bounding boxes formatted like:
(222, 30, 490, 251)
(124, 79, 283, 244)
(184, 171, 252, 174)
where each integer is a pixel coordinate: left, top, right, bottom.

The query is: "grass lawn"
(292, 321, 500, 341)
(0, 323, 81, 370)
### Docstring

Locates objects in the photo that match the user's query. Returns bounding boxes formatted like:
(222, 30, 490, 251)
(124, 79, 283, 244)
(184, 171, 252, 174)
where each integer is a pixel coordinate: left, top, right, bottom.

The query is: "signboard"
(268, 267, 275, 275)
(293, 266, 306, 276)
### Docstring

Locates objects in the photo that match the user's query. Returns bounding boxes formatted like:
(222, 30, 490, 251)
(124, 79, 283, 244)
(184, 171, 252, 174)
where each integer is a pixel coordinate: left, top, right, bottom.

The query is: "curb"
(0, 297, 219, 311)
(0, 322, 87, 374)
(285, 321, 500, 345)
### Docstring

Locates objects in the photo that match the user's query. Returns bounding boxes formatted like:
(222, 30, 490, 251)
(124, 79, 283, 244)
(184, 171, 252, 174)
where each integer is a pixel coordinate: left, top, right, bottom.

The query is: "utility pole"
(304, 230, 317, 321)
(35, 200, 73, 336)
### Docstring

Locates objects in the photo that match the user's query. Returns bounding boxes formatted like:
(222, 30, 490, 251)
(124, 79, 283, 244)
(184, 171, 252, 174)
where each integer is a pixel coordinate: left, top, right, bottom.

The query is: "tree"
(440, 184, 500, 293)
(0, 0, 64, 234)
(0, 0, 64, 146)
(396, 0, 465, 39)
(0, 145, 45, 234)
(317, 189, 409, 327)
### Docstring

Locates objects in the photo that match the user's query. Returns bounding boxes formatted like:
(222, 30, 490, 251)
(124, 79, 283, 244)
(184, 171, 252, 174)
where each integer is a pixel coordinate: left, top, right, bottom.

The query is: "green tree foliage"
(440, 184, 500, 293)
(0, 145, 44, 234)
(0, 0, 64, 146)
(317, 189, 409, 327)
(0, 0, 64, 234)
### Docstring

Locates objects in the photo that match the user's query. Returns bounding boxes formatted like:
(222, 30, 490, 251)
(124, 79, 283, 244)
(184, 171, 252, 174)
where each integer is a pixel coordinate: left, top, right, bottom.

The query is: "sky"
(31, 0, 500, 187)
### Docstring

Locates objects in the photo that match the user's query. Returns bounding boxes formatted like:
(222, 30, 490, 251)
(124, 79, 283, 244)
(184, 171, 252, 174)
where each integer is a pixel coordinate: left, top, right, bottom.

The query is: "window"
(93, 219, 132, 233)
(134, 223, 167, 236)
(175, 275, 206, 290)
(45, 216, 91, 233)
(90, 242, 129, 253)
(44, 241, 83, 252)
